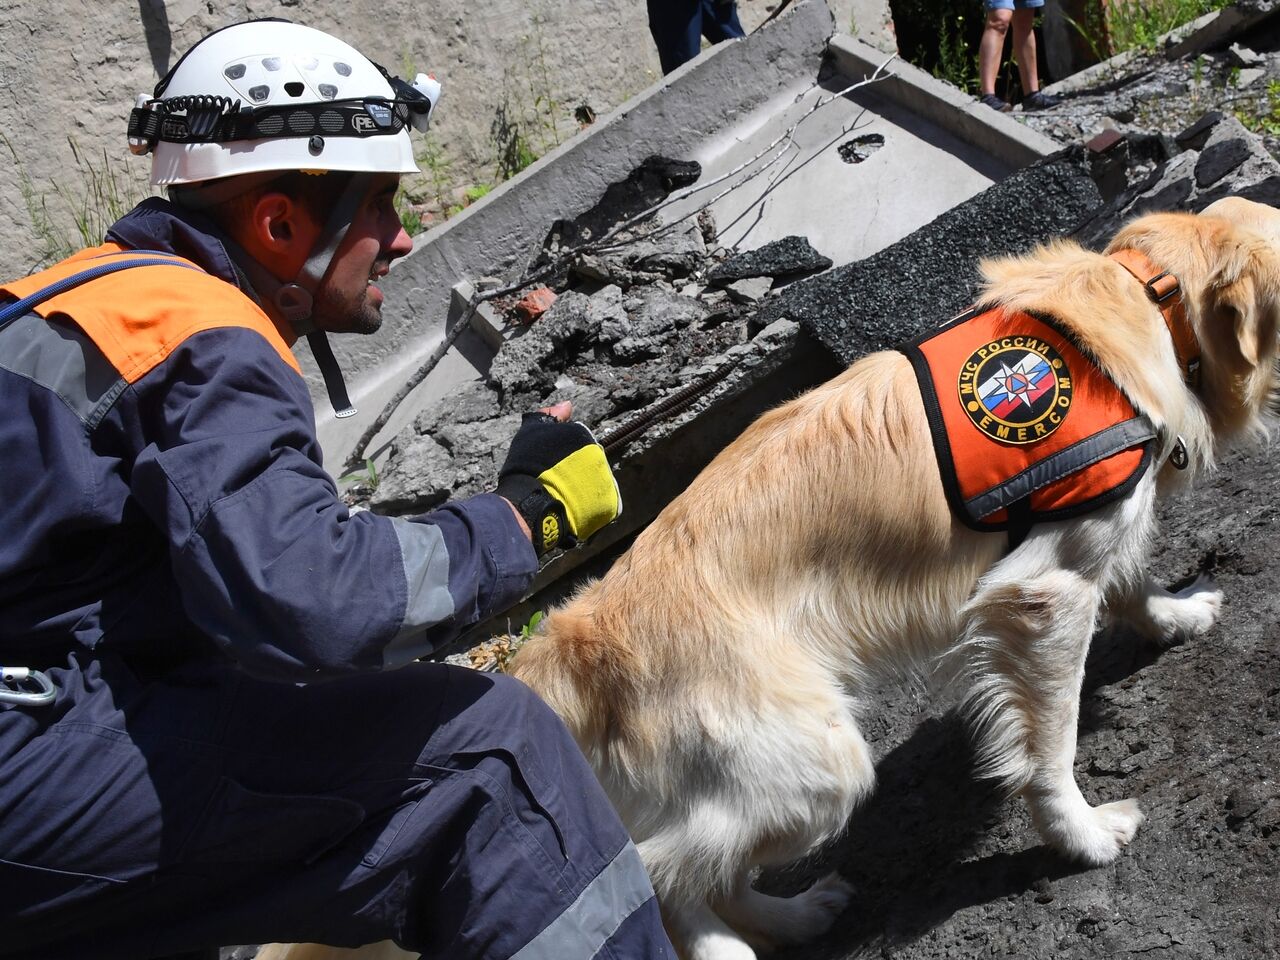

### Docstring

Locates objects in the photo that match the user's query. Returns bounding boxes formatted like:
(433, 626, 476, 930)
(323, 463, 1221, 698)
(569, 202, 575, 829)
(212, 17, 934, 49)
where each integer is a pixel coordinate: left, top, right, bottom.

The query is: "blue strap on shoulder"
(0, 253, 203, 332)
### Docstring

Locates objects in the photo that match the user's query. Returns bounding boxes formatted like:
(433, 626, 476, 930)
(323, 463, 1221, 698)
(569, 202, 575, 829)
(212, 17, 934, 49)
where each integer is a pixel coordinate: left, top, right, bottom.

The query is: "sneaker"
(1021, 89, 1061, 111)
(979, 93, 1011, 112)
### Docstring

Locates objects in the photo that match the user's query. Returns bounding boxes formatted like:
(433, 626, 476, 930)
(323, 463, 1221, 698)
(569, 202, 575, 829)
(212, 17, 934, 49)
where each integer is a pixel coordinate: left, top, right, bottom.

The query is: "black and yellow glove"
(496, 413, 622, 556)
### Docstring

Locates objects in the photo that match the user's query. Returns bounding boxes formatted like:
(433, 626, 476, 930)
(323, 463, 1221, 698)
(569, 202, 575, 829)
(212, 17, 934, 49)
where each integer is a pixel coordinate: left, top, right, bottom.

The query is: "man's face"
(310, 173, 413, 335)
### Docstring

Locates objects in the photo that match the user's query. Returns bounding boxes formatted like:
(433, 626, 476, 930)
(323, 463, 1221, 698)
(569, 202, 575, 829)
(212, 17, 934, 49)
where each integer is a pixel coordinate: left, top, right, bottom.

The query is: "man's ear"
(242, 191, 317, 278)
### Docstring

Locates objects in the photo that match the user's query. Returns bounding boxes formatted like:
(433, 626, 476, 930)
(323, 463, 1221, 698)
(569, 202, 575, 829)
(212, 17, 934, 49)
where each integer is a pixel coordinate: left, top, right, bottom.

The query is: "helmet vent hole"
(334, 62, 352, 77)
(318, 83, 338, 100)
(301, 57, 319, 70)
(224, 63, 246, 80)
(262, 57, 282, 72)
(249, 85, 270, 102)
(284, 81, 305, 98)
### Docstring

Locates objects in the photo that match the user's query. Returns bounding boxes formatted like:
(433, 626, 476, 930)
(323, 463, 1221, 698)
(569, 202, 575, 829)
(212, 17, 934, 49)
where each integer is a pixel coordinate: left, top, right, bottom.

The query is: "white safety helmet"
(129, 19, 440, 187)
(126, 19, 442, 420)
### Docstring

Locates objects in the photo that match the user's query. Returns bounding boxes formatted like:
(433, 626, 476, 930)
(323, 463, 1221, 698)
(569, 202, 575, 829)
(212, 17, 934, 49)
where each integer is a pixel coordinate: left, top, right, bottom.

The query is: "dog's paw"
(786, 874, 855, 939)
(1144, 574, 1222, 645)
(1052, 798, 1145, 867)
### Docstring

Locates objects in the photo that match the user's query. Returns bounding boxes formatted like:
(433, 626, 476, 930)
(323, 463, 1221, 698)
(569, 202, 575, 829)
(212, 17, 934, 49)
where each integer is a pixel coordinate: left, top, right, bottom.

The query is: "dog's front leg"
(664, 899, 758, 960)
(1111, 572, 1222, 645)
(962, 569, 1144, 866)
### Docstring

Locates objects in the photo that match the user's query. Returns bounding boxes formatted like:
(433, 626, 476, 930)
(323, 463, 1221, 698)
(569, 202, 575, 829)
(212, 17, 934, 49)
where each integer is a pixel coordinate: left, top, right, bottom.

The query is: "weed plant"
(5, 135, 152, 271)
(1106, 0, 1231, 53)
(1236, 78, 1280, 137)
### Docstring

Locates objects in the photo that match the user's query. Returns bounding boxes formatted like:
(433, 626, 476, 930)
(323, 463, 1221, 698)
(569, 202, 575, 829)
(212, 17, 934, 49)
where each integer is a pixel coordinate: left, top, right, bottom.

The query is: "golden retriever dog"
(267, 197, 1280, 960)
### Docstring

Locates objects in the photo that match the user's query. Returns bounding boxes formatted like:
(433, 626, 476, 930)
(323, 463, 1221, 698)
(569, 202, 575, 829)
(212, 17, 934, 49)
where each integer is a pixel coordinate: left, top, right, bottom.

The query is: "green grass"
(933, 14, 979, 94)
(4, 135, 152, 270)
(1105, 0, 1233, 54)
(1236, 78, 1280, 137)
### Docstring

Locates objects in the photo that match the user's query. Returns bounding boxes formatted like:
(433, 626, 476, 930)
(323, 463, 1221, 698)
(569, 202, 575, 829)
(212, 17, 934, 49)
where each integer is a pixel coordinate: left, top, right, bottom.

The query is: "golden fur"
(268, 199, 1280, 960)
(510, 198, 1280, 959)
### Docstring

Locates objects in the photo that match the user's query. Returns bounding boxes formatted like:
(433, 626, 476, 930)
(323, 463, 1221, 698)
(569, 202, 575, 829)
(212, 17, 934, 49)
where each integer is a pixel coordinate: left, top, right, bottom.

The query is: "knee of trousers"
(429, 669, 632, 862)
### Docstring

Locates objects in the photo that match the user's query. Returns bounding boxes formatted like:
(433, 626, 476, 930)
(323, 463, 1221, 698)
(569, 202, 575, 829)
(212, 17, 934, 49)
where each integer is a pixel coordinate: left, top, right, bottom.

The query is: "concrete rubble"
(364, 167, 808, 516)
(706, 234, 834, 284)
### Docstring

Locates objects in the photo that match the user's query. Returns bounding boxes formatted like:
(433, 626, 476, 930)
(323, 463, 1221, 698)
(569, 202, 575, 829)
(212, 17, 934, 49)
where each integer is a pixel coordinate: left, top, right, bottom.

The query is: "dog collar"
(1109, 249, 1201, 390)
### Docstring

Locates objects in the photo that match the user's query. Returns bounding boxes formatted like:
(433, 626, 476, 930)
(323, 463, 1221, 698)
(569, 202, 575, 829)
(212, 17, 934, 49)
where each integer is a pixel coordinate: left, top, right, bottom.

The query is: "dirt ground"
(758, 441, 1279, 960)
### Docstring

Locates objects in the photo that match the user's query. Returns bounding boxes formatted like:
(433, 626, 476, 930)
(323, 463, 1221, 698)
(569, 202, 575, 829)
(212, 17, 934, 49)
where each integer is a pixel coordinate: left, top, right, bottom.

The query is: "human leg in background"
(1011, 1, 1061, 108)
(1011, 7, 1039, 92)
(700, 0, 746, 44)
(978, 2, 1013, 110)
(647, 0, 704, 74)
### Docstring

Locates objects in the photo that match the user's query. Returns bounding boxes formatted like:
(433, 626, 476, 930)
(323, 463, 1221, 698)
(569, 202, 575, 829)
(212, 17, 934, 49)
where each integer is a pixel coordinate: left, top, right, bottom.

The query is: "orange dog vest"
(902, 306, 1156, 534)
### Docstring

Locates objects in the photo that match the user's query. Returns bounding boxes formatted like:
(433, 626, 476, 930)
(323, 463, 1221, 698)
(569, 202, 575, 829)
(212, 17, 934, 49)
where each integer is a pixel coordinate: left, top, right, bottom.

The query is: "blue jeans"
(647, 0, 746, 74)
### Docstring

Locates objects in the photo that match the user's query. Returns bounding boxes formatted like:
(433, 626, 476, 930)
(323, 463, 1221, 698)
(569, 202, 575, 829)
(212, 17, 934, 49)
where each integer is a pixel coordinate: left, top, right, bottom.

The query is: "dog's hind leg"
(712, 871, 854, 947)
(961, 568, 1144, 867)
(1113, 573, 1222, 645)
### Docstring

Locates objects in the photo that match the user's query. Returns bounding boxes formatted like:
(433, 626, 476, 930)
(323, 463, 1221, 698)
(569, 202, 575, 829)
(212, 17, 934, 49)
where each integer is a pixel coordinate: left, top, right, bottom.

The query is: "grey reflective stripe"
(383, 516, 455, 667)
(0, 311, 126, 426)
(511, 842, 656, 960)
(966, 417, 1157, 520)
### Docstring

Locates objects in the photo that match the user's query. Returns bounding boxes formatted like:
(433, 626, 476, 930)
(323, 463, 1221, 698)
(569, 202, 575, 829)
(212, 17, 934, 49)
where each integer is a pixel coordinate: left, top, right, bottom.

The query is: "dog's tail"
(509, 589, 627, 754)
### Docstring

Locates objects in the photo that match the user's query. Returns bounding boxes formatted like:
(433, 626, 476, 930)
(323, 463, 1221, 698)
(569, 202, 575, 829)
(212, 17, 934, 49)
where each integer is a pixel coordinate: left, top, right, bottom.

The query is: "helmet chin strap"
(280, 172, 374, 420)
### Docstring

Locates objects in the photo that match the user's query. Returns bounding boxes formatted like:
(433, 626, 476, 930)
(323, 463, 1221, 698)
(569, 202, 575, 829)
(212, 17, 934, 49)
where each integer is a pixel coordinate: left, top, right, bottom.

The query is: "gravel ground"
(763, 443, 1279, 959)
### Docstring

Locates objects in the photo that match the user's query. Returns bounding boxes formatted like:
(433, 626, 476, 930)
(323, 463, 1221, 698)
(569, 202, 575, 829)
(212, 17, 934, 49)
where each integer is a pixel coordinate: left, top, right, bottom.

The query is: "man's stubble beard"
(313, 283, 383, 335)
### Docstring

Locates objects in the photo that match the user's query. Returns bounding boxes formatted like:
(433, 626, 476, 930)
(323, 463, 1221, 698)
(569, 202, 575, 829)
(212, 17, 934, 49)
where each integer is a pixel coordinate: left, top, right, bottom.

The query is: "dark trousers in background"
(647, 0, 746, 74)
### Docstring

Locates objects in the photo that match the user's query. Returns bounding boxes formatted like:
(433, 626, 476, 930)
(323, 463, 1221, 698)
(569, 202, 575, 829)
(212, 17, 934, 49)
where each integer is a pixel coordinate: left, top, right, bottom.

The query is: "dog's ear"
(1199, 243, 1280, 440)
(1209, 271, 1267, 367)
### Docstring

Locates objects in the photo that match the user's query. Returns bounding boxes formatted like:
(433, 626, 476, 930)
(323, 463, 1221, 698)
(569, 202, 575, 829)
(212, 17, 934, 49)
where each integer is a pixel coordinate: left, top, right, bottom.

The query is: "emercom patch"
(957, 335, 1073, 445)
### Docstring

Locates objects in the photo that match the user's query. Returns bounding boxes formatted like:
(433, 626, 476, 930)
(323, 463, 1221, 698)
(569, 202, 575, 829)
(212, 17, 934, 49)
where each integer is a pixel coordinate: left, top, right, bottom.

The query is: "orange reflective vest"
(0, 244, 300, 384)
(901, 306, 1156, 534)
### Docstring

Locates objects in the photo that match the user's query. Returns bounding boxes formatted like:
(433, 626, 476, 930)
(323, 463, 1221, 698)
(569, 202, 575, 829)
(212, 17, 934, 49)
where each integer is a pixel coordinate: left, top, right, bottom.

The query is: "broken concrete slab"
(1164, 0, 1279, 60)
(1236, 65, 1267, 86)
(708, 235, 833, 284)
(487, 285, 626, 401)
(313, 0, 840, 463)
(826, 35, 1060, 170)
(725, 276, 774, 304)
(1228, 41, 1267, 67)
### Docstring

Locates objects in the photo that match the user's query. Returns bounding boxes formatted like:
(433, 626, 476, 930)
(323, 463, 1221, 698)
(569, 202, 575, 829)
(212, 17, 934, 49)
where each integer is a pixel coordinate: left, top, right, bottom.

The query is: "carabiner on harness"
(0, 666, 56, 707)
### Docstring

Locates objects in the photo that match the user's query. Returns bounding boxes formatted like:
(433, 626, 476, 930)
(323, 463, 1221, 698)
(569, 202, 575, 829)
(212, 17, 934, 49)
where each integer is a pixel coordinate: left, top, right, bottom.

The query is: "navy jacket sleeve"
(128, 328, 537, 680)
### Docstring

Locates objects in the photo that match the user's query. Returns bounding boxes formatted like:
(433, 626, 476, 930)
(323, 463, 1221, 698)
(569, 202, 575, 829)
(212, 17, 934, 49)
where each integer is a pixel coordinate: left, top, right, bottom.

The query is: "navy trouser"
(0, 654, 673, 959)
(646, 0, 746, 74)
